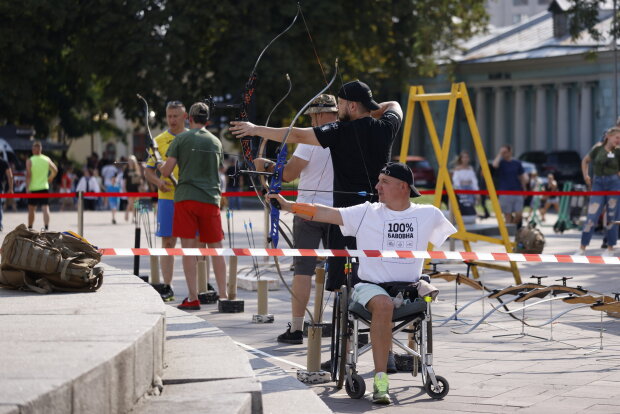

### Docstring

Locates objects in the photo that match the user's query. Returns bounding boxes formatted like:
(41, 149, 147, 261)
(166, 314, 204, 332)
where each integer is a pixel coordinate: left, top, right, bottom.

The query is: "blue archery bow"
(268, 58, 339, 247)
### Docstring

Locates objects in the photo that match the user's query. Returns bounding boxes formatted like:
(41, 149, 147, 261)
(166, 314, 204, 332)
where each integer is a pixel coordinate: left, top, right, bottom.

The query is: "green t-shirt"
(589, 145, 620, 177)
(167, 127, 222, 205)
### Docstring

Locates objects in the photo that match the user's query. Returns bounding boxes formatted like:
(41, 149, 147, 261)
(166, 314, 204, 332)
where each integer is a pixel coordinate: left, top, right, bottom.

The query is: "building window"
(513, 0, 528, 6)
(513, 14, 528, 24)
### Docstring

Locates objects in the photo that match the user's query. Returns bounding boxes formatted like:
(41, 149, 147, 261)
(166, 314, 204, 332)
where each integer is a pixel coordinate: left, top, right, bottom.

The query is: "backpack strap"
(23, 273, 53, 294)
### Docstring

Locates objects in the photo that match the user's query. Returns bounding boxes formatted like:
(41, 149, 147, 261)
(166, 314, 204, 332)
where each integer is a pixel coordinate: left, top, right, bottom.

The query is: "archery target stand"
(252, 279, 274, 323)
(399, 82, 522, 284)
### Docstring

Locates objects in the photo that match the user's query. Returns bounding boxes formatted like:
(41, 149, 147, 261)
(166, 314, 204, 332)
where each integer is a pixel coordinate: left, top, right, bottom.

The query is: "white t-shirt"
(292, 144, 333, 206)
(101, 164, 119, 187)
(339, 202, 456, 283)
(452, 167, 478, 190)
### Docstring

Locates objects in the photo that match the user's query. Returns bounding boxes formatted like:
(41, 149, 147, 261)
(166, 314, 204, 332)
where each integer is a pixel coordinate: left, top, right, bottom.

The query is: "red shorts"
(172, 200, 224, 243)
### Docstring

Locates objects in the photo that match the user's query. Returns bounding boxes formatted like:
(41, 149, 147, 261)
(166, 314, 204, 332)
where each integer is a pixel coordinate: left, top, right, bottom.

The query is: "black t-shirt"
(314, 110, 402, 207)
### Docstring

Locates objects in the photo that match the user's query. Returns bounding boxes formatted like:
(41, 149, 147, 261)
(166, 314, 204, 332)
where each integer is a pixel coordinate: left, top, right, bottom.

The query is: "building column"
(534, 85, 547, 151)
(513, 86, 525, 156)
(475, 88, 487, 148)
(556, 84, 569, 150)
(493, 87, 505, 152)
(579, 83, 593, 156)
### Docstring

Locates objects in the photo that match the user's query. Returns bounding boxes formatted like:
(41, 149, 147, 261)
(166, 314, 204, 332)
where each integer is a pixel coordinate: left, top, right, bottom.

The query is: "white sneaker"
(574, 249, 586, 256)
(602, 250, 615, 257)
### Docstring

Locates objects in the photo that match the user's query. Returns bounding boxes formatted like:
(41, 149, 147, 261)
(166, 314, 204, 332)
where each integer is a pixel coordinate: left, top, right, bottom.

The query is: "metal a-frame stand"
(399, 82, 521, 284)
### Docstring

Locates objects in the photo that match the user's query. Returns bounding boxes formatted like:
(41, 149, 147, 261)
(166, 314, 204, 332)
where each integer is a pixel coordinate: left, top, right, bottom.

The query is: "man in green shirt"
(161, 102, 227, 310)
(26, 140, 58, 230)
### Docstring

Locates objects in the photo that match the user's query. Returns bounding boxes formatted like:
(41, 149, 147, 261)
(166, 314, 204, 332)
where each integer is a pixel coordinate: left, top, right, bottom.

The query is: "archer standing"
(160, 102, 227, 310)
(26, 140, 58, 230)
(145, 100, 188, 302)
(254, 94, 338, 344)
(230, 80, 403, 293)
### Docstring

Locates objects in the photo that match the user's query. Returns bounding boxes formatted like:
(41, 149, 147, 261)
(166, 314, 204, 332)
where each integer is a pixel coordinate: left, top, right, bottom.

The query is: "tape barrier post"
(297, 261, 331, 384)
(77, 191, 84, 236)
(220, 256, 244, 313)
(149, 256, 161, 285)
(253, 279, 274, 323)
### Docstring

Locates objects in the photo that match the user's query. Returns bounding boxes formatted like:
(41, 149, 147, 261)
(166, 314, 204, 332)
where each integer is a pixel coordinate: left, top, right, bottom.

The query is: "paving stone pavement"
(2, 207, 620, 413)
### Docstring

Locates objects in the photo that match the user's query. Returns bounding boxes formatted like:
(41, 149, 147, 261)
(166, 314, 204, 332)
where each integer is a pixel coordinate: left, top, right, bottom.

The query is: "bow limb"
(136, 93, 178, 186)
(268, 59, 339, 247)
(239, 5, 301, 170)
(256, 73, 293, 201)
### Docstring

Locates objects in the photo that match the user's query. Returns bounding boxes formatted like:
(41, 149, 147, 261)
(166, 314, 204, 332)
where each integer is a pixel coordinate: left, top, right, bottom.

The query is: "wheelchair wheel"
(336, 285, 349, 389)
(425, 375, 449, 399)
(345, 373, 366, 399)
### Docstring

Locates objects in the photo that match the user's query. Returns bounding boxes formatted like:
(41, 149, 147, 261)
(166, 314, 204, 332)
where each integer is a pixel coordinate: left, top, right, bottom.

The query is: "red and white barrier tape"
(1, 189, 618, 199)
(98, 248, 620, 264)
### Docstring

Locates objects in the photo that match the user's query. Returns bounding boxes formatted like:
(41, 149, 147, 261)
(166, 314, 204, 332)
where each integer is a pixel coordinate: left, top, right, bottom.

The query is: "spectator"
(75, 168, 101, 211)
(575, 127, 620, 256)
(124, 155, 143, 222)
(225, 159, 242, 209)
(106, 174, 121, 224)
(492, 145, 527, 228)
(59, 164, 76, 211)
(451, 150, 479, 224)
(539, 173, 559, 222)
(101, 162, 119, 210)
(0, 155, 13, 231)
(26, 140, 58, 230)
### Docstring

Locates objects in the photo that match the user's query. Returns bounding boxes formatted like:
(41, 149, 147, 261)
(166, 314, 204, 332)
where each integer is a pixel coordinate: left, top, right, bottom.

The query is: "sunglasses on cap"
(166, 100, 184, 108)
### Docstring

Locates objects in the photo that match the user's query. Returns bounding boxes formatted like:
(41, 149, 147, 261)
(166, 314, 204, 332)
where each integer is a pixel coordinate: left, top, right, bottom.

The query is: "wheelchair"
(327, 263, 450, 400)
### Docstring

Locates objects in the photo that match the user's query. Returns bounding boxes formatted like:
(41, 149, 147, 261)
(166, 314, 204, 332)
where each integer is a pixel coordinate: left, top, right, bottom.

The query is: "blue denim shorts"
(351, 282, 390, 309)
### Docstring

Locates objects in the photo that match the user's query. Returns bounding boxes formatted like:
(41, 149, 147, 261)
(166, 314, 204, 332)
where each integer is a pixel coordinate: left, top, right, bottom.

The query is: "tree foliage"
(565, 0, 620, 41)
(0, 0, 488, 139)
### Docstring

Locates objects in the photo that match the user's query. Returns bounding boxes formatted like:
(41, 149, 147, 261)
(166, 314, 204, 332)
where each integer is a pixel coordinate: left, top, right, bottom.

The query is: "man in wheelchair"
(267, 162, 456, 404)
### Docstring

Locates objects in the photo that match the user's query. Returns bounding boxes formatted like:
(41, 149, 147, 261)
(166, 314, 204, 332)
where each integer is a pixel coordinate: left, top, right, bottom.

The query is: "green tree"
(0, 0, 488, 140)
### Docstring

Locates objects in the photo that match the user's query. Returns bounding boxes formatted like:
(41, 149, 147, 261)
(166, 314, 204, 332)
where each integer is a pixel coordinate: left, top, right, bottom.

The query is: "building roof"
(458, 1, 617, 64)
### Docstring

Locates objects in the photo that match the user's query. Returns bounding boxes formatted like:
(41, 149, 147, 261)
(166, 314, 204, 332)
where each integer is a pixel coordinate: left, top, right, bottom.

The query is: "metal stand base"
(296, 370, 331, 384)
(198, 291, 219, 304)
(252, 314, 274, 323)
(218, 299, 245, 313)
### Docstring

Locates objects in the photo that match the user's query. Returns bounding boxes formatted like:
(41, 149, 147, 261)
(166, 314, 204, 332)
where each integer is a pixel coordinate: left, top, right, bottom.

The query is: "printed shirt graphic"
(146, 130, 183, 200)
(339, 202, 456, 283)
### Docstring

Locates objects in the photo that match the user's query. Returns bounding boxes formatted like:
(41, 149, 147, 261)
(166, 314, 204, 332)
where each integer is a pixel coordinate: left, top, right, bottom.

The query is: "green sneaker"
(372, 373, 391, 404)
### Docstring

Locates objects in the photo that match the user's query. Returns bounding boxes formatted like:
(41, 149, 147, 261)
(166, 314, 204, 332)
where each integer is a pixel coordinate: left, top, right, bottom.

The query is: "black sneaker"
(387, 351, 397, 374)
(277, 323, 303, 344)
(160, 285, 175, 302)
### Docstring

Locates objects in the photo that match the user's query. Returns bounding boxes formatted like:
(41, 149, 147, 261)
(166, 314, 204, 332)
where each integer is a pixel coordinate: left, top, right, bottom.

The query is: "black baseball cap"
(337, 80, 380, 110)
(380, 162, 422, 198)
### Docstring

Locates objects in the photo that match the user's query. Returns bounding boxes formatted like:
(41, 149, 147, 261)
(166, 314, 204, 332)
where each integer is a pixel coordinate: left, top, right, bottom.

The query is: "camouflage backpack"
(514, 224, 545, 254)
(0, 224, 103, 294)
